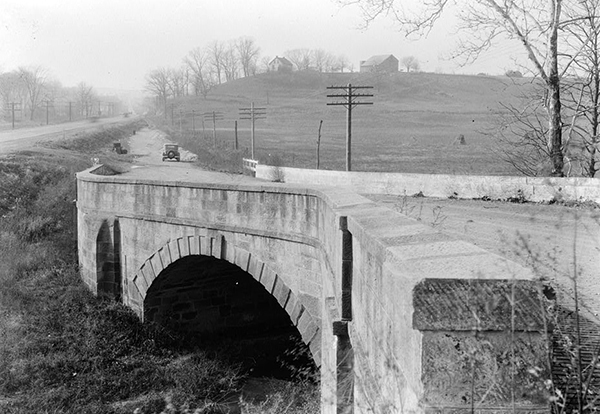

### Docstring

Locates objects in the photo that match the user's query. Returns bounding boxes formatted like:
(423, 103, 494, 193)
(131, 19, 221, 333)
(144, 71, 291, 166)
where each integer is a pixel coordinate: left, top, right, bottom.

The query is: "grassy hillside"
(168, 71, 536, 175)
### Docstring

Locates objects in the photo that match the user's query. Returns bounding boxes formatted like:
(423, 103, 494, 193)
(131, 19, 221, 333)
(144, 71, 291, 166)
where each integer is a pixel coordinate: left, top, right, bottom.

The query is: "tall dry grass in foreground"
(0, 124, 320, 413)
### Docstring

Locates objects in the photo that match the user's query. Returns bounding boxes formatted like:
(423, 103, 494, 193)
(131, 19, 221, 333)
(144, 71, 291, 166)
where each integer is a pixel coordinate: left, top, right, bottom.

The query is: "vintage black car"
(162, 143, 181, 162)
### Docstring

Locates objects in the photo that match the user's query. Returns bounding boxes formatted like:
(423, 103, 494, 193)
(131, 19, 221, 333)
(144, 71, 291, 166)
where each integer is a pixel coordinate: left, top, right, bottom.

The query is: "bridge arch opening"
(143, 254, 318, 380)
(96, 219, 122, 299)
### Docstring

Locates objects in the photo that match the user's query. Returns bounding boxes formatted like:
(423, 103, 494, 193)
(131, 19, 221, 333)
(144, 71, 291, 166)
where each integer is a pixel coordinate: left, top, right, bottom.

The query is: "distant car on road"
(112, 142, 128, 154)
(162, 143, 181, 162)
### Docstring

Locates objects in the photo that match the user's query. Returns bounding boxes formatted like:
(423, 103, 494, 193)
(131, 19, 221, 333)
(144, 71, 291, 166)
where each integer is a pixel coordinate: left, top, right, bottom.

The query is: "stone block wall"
(77, 166, 550, 414)
(414, 279, 549, 413)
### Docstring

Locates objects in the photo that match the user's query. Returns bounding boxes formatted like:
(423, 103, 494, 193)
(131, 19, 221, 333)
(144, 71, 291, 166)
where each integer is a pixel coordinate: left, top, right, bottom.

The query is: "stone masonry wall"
(77, 167, 548, 414)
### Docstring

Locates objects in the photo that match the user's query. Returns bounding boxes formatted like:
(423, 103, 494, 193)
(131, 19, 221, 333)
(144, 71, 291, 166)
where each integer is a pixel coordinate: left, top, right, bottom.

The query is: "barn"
(359, 54, 399, 73)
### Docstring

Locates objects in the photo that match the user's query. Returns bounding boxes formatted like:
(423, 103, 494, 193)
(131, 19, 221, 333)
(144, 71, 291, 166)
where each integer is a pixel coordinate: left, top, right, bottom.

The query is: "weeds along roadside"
(0, 123, 251, 414)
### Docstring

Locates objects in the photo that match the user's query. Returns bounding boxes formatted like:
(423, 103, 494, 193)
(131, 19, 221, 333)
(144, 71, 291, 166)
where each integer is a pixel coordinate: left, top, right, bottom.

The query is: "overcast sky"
(1, 0, 525, 91)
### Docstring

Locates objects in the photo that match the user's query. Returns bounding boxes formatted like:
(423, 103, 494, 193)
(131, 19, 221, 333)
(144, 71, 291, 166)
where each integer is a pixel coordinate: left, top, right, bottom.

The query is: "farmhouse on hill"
(268, 56, 294, 72)
(360, 54, 399, 73)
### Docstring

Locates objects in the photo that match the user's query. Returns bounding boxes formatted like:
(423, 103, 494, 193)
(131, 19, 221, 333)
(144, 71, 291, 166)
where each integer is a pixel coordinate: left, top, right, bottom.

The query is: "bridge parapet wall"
(77, 167, 548, 414)
(257, 164, 600, 203)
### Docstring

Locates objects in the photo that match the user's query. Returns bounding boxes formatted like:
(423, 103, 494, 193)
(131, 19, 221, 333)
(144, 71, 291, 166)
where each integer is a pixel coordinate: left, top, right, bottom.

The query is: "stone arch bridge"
(77, 166, 548, 414)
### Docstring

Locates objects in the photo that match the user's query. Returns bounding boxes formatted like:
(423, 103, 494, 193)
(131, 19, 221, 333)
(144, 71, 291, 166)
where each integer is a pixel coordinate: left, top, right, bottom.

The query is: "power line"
(10, 102, 22, 129)
(239, 102, 266, 159)
(203, 111, 224, 146)
(327, 83, 373, 171)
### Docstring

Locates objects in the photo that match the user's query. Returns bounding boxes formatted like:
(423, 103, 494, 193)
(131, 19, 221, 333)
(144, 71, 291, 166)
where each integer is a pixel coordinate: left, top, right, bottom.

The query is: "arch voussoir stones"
(234, 248, 251, 272)
(158, 245, 173, 268)
(189, 235, 201, 255)
(168, 239, 181, 262)
(260, 267, 277, 293)
(149, 253, 164, 277)
(272, 276, 291, 308)
(131, 235, 321, 365)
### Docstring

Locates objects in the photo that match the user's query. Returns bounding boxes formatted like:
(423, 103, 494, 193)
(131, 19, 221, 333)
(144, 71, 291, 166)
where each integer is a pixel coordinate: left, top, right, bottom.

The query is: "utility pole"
(203, 111, 224, 147)
(239, 102, 266, 160)
(10, 102, 21, 129)
(327, 84, 373, 171)
(192, 110, 196, 133)
(171, 104, 174, 126)
(234, 120, 238, 150)
(316, 120, 323, 169)
(11, 102, 23, 129)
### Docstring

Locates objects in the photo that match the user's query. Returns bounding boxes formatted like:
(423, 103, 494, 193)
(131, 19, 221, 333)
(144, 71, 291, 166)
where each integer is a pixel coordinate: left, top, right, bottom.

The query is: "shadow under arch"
(130, 234, 322, 366)
(96, 218, 122, 299)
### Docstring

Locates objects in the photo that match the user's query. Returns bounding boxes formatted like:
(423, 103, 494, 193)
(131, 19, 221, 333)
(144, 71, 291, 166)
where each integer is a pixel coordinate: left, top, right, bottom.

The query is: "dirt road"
(124, 127, 259, 184)
(0, 116, 137, 154)
(366, 194, 600, 318)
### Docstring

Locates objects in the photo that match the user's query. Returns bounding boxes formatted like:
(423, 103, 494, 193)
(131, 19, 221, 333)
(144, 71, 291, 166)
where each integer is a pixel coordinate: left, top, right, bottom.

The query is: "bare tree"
(342, 0, 573, 176)
(167, 67, 189, 98)
(222, 42, 239, 82)
(401, 55, 420, 72)
(258, 56, 272, 73)
(336, 55, 351, 73)
(184, 47, 215, 98)
(313, 49, 334, 72)
(75, 82, 95, 117)
(559, 0, 600, 177)
(145, 68, 171, 118)
(18, 65, 49, 121)
(489, 84, 555, 176)
(285, 48, 312, 71)
(0, 71, 26, 119)
(235, 37, 261, 77)
(208, 40, 226, 84)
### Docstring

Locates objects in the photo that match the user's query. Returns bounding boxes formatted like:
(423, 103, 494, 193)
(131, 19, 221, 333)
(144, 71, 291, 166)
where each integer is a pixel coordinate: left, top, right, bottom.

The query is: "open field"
(163, 71, 536, 175)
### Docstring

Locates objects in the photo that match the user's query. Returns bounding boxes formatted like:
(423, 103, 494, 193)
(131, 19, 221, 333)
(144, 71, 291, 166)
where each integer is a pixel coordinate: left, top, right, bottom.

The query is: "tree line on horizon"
(0, 66, 121, 125)
(144, 37, 359, 111)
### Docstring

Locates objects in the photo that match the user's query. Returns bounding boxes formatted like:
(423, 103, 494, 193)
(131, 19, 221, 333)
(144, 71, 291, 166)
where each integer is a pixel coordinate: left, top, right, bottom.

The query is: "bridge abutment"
(77, 166, 550, 413)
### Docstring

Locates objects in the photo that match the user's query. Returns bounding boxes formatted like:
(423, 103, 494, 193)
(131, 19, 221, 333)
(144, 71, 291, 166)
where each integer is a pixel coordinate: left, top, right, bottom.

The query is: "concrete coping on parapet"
(77, 164, 539, 284)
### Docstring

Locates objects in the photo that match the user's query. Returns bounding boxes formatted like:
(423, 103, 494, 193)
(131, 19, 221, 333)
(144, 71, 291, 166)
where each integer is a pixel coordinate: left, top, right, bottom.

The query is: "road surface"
(0, 116, 138, 154)
(365, 194, 600, 319)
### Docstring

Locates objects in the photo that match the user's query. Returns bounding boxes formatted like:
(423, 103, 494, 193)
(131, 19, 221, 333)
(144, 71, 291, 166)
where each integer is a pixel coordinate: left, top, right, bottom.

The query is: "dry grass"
(0, 132, 251, 413)
(160, 71, 536, 175)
